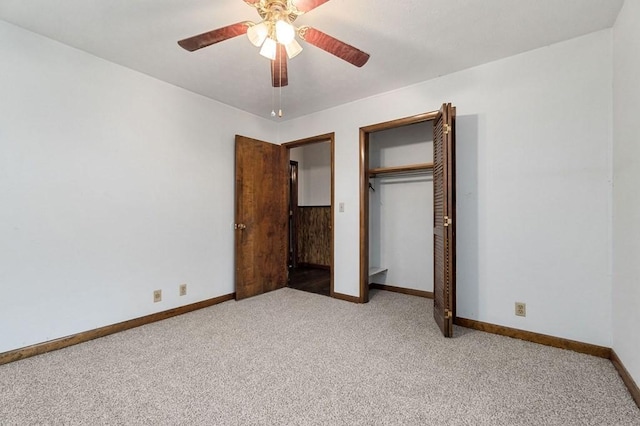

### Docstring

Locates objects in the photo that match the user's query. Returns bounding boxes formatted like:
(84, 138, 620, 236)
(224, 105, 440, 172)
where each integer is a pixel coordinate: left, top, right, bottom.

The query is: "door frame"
(288, 160, 299, 269)
(283, 133, 335, 297)
(359, 111, 440, 303)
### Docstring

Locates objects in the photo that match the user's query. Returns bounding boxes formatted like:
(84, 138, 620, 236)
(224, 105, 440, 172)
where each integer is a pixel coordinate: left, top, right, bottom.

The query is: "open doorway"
(234, 133, 334, 301)
(284, 134, 334, 297)
(359, 104, 456, 337)
(367, 120, 435, 299)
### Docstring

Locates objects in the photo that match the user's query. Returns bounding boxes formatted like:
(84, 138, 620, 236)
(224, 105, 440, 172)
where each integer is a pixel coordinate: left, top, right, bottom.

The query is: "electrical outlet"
(515, 302, 526, 317)
(153, 290, 162, 303)
(179, 283, 187, 296)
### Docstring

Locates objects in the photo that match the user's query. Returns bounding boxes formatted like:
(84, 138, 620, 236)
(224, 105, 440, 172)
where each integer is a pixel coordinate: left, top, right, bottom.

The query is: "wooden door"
(235, 135, 289, 300)
(433, 103, 456, 337)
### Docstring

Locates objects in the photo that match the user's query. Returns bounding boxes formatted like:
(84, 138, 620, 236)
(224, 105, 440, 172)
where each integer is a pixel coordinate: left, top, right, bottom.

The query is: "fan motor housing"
(254, 0, 300, 23)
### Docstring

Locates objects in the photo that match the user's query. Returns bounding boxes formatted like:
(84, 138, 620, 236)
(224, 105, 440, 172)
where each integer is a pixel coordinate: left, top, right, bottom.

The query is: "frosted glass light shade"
(247, 22, 269, 47)
(285, 39, 303, 59)
(275, 20, 295, 45)
(260, 37, 277, 60)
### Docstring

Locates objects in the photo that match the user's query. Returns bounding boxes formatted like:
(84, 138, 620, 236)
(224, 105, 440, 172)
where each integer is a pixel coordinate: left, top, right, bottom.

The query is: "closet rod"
(368, 162, 433, 177)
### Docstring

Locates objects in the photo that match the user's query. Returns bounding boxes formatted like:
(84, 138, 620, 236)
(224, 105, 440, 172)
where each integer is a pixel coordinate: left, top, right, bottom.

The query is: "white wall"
(369, 122, 433, 168)
(368, 122, 433, 292)
(280, 30, 613, 346)
(613, 0, 640, 387)
(290, 142, 331, 206)
(0, 21, 277, 353)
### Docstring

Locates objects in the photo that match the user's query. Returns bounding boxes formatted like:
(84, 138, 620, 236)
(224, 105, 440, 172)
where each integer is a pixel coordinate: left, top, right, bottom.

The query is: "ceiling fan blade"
(298, 26, 370, 67)
(178, 22, 250, 52)
(271, 44, 289, 87)
(293, 0, 331, 13)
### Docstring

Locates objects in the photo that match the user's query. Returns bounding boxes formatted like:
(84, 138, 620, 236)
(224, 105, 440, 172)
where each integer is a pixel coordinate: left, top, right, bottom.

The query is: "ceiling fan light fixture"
(275, 20, 295, 45)
(285, 39, 303, 59)
(260, 37, 277, 60)
(177, 0, 371, 95)
(247, 21, 269, 47)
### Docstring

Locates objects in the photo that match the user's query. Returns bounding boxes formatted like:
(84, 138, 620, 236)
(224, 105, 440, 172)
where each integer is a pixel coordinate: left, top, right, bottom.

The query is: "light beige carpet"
(1, 288, 638, 425)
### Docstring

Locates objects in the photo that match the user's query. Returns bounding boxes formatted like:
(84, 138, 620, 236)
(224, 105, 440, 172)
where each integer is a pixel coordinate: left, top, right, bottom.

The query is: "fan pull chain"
(271, 84, 276, 117)
(278, 50, 283, 118)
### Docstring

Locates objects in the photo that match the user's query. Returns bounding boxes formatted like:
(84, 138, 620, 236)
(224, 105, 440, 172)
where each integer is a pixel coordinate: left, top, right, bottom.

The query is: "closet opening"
(360, 104, 456, 337)
(368, 120, 435, 299)
(283, 134, 335, 297)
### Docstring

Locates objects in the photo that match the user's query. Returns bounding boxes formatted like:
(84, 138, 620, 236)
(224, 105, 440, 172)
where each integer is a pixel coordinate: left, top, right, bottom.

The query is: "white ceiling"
(0, 0, 624, 121)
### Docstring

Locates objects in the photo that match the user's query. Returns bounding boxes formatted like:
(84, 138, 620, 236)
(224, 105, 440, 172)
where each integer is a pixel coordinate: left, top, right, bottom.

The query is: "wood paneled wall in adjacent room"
(297, 206, 331, 267)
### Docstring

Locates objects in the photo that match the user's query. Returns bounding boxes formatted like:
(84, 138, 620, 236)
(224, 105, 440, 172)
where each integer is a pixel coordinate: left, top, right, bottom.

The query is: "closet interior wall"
(368, 121, 434, 293)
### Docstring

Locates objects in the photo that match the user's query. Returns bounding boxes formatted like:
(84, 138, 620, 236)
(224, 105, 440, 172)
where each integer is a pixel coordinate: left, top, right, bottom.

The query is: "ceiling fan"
(178, 0, 370, 88)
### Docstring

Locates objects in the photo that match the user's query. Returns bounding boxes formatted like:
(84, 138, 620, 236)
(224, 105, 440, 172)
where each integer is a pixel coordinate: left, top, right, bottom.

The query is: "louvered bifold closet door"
(433, 103, 456, 337)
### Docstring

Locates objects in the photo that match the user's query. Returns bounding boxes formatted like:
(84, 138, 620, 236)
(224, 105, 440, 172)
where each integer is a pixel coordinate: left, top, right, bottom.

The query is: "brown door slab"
(235, 135, 288, 300)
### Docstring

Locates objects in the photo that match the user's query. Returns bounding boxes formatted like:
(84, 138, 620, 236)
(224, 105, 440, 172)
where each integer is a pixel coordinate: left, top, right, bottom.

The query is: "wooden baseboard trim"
(454, 317, 611, 359)
(611, 350, 640, 409)
(369, 283, 434, 299)
(331, 291, 362, 304)
(0, 293, 236, 366)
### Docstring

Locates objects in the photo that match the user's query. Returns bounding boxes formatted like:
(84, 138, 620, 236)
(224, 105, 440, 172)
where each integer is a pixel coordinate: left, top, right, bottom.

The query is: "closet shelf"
(368, 163, 434, 177)
(369, 267, 388, 276)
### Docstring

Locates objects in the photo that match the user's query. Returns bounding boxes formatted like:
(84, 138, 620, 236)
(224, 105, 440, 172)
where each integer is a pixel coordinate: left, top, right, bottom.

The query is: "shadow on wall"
(456, 114, 480, 319)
